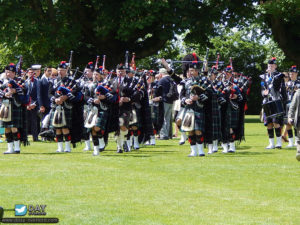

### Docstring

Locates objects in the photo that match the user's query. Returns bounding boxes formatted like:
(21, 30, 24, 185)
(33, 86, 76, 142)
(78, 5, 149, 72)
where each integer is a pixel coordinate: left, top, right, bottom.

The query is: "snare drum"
(262, 100, 284, 118)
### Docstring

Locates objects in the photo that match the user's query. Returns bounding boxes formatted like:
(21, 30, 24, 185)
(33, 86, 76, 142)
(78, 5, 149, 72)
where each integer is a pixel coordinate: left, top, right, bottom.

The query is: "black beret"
(5, 63, 16, 72)
(58, 61, 68, 69)
(268, 57, 277, 65)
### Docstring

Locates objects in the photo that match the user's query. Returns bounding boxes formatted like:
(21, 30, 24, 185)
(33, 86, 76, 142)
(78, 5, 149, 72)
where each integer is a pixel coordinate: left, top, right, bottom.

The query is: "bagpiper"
(147, 70, 164, 145)
(49, 61, 83, 153)
(84, 65, 117, 155)
(283, 65, 300, 147)
(1, 63, 29, 154)
(81, 61, 95, 151)
(177, 54, 209, 157)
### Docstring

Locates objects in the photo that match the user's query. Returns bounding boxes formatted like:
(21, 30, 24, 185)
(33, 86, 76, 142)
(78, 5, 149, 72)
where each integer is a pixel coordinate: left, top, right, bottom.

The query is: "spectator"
(158, 68, 176, 140)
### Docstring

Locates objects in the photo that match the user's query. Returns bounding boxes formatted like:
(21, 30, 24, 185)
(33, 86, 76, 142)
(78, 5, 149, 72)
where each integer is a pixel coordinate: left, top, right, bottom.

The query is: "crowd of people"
(3, 52, 299, 159)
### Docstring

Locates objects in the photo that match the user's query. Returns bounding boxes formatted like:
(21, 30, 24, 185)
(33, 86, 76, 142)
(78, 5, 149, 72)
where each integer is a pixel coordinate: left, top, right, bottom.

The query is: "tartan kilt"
(193, 104, 205, 132)
(263, 113, 283, 126)
(119, 108, 132, 128)
(2, 101, 23, 128)
(129, 106, 142, 128)
(151, 103, 164, 133)
(211, 94, 222, 140)
(49, 105, 73, 129)
(228, 104, 239, 129)
(95, 110, 109, 130)
(220, 103, 230, 142)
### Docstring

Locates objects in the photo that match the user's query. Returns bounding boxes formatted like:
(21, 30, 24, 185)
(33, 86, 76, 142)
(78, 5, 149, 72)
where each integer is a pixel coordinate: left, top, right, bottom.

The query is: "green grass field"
(1, 115, 300, 225)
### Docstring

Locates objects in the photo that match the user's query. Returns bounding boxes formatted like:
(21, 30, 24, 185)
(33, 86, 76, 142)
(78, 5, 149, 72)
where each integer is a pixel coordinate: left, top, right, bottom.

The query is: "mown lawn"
(0, 115, 300, 225)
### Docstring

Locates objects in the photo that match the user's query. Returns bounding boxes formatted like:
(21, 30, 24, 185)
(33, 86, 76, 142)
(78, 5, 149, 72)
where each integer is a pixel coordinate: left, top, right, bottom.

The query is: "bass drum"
(262, 100, 284, 119)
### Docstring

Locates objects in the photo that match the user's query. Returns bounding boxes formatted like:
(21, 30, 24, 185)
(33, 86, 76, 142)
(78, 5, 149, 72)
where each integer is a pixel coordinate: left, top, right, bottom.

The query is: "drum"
(262, 100, 284, 118)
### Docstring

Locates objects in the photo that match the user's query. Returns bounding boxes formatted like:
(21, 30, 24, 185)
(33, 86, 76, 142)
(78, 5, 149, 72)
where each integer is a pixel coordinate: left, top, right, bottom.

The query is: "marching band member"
(284, 66, 300, 147)
(287, 65, 300, 161)
(177, 54, 209, 157)
(126, 69, 145, 151)
(114, 64, 133, 153)
(84, 66, 117, 156)
(81, 62, 95, 151)
(147, 71, 164, 145)
(1, 64, 29, 154)
(206, 67, 222, 154)
(49, 61, 83, 153)
(261, 57, 287, 149)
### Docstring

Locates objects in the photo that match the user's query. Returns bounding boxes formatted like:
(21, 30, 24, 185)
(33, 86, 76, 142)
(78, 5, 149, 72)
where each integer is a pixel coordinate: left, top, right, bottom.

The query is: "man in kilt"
(283, 66, 299, 147)
(219, 66, 243, 153)
(205, 67, 223, 154)
(125, 69, 147, 151)
(49, 61, 83, 153)
(112, 64, 134, 153)
(147, 71, 164, 145)
(260, 57, 287, 149)
(1, 64, 29, 154)
(85, 66, 117, 156)
(177, 54, 209, 157)
(81, 62, 95, 151)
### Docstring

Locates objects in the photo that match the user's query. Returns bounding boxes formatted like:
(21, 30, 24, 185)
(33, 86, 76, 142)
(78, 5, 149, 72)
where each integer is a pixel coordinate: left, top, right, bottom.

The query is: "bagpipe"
(52, 51, 83, 128)
(0, 56, 29, 105)
(84, 83, 114, 129)
(55, 52, 83, 102)
(0, 57, 29, 122)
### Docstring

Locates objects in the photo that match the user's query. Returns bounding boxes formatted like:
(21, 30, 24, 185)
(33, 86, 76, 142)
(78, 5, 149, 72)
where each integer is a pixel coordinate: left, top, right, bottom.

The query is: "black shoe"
(199, 154, 205, 157)
(123, 143, 129, 152)
(117, 149, 123, 153)
(99, 148, 105, 152)
(14, 151, 20, 154)
(179, 141, 185, 145)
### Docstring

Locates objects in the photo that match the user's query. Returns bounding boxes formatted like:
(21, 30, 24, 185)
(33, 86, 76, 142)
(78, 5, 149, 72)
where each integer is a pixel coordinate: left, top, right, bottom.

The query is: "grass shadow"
(21, 152, 83, 155)
(144, 150, 176, 153)
(245, 117, 261, 123)
(236, 146, 252, 150)
(209, 151, 274, 157)
(150, 145, 178, 147)
(102, 154, 150, 157)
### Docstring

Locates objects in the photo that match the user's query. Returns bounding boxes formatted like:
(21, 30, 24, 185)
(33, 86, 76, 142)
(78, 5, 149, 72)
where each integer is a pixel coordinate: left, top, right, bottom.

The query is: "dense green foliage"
(0, 0, 299, 68)
(1, 116, 300, 224)
(137, 27, 289, 114)
(0, 0, 299, 113)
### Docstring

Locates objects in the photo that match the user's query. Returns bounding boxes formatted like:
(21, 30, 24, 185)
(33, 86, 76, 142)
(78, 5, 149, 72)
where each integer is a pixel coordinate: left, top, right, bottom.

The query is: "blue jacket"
(37, 76, 50, 109)
(27, 77, 39, 107)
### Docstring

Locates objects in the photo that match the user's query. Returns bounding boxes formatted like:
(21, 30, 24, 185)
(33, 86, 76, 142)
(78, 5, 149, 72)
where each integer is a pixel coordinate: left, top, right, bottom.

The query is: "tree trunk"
(266, 15, 300, 65)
